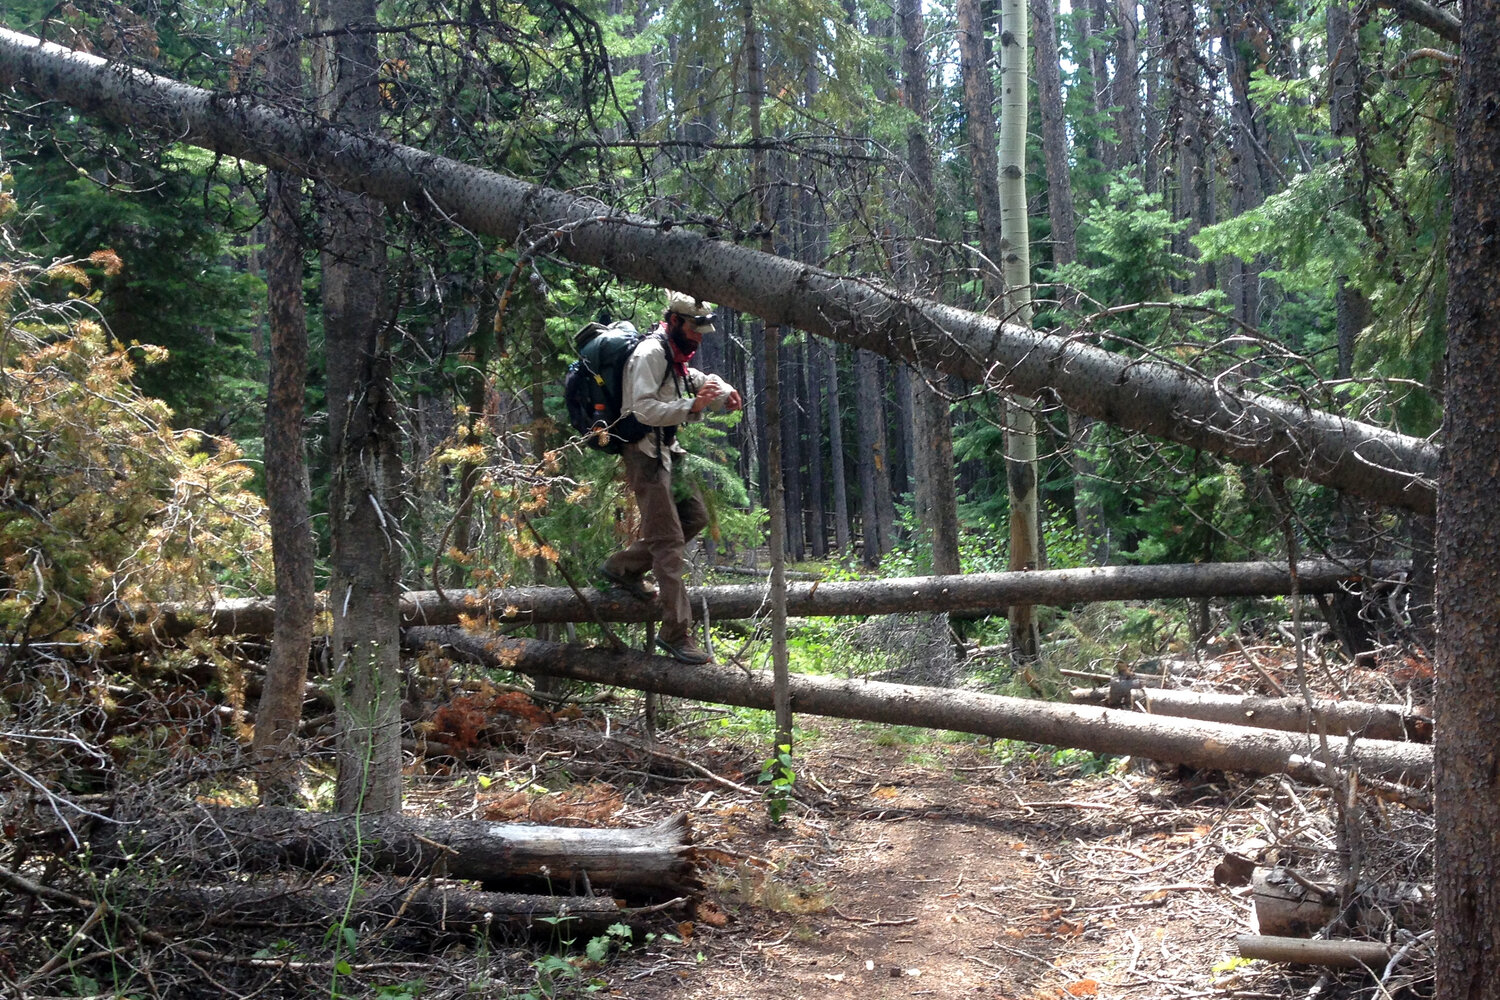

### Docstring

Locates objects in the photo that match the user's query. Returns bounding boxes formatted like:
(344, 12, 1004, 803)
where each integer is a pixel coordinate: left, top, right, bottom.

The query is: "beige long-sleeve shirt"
(621, 330, 733, 471)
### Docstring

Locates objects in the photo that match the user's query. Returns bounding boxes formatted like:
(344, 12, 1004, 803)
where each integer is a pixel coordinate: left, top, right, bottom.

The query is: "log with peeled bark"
(402, 627, 1433, 784)
(93, 807, 697, 893)
(0, 29, 1437, 513)
(148, 881, 632, 936)
(136, 560, 1405, 637)
(1069, 685, 1432, 743)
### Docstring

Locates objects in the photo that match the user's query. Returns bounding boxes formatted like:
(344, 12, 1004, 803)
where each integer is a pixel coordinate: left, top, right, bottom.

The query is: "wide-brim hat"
(665, 289, 716, 334)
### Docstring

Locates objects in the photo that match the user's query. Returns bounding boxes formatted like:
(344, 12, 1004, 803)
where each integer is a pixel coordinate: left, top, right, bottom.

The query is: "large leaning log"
(0, 29, 1438, 513)
(1070, 685, 1432, 743)
(136, 560, 1404, 637)
(403, 627, 1433, 785)
(93, 807, 697, 893)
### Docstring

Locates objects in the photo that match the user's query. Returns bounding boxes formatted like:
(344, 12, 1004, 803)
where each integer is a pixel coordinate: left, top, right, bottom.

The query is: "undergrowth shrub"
(0, 188, 269, 648)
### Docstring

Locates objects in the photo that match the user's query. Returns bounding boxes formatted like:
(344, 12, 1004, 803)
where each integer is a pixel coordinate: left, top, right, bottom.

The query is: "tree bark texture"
(1375, 0, 1461, 42)
(1436, 0, 1500, 992)
(314, 0, 404, 816)
(0, 28, 1439, 513)
(998, 0, 1042, 652)
(144, 881, 631, 936)
(1235, 935, 1398, 970)
(822, 341, 852, 554)
(855, 349, 886, 565)
(1070, 685, 1432, 743)
(158, 560, 1398, 629)
(165, 560, 1405, 635)
(958, 0, 1005, 302)
(899, 0, 961, 577)
(252, 0, 316, 807)
(1112, 0, 1143, 177)
(96, 807, 697, 892)
(403, 627, 1433, 784)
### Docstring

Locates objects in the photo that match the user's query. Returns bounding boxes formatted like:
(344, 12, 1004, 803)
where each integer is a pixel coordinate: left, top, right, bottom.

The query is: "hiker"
(599, 290, 742, 664)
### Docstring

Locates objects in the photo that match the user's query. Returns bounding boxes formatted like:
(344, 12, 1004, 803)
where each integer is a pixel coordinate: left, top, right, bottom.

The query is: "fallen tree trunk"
(0, 29, 1438, 513)
(1070, 685, 1432, 743)
(402, 627, 1433, 785)
(148, 881, 633, 937)
(137, 560, 1404, 637)
(1235, 934, 1399, 969)
(1250, 869, 1431, 938)
(95, 807, 697, 892)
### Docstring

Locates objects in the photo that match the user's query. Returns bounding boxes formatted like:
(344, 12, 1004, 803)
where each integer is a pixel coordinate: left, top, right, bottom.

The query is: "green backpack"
(563, 322, 656, 453)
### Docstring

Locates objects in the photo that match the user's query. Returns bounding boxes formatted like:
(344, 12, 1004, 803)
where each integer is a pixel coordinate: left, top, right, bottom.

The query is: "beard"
(668, 327, 699, 361)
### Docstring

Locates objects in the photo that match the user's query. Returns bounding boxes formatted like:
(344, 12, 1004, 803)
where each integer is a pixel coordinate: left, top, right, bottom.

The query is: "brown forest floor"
(0, 640, 1434, 1000)
(404, 644, 1433, 1000)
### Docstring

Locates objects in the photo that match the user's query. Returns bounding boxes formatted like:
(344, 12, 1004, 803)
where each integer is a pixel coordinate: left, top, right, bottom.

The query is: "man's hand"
(724, 388, 743, 412)
(691, 381, 722, 413)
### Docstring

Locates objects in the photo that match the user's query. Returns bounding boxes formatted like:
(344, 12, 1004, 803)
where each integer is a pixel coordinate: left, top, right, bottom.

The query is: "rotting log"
(147, 881, 632, 936)
(402, 627, 1434, 785)
(1070, 685, 1432, 743)
(93, 807, 697, 893)
(1249, 870, 1431, 938)
(1235, 934, 1398, 969)
(134, 560, 1405, 638)
(0, 29, 1438, 513)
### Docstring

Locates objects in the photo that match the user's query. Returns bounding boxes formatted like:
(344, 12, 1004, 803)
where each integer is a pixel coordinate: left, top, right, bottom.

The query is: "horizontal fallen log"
(148, 881, 630, 937)
(138, 559, 1406, 637)
(402, 627, 1433, 785)
(1235, 934, 1399, 969)
(1069, 686, 1432, 743)
(94, 807, 697, 893)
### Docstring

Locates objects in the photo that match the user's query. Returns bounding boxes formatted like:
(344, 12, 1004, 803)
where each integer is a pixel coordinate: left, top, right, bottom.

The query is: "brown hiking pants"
(604, 449, 708, 641)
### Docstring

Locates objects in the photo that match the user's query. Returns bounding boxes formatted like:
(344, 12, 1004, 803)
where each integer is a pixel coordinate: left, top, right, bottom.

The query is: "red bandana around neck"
(663, 323, 696, 377)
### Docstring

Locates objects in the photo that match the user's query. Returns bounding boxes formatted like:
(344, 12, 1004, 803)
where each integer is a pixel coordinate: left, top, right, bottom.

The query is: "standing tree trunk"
(1142, 0, 1164, 194)
(855, 350, 885, 566)
(1435, 0, 1500, 992)
(899, 0, 962, 575)
(744, 0, 792, 751)
(1221, 0, 1267, 330)
(1113, 0, 1143, 178)
(1327, 0, 1371, 380)
(800, 333, 827, 558)
(1032, 0, 1105, 562)
(780, 336, 806, 560)
(315, 0, 404, 815)
(823, 341, 852, 555)
(958, 0, 1006, 303)
(1165, 0, 1212, 293)
(1000, 0, 1042, 659)
(253, 0, 316, 806)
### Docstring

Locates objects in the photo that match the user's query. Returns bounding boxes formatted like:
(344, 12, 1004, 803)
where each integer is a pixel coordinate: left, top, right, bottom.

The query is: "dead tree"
(0, 29, 1438, 513)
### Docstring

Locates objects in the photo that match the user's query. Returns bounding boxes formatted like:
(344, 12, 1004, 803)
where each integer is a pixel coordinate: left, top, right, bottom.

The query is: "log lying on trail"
(1235, 934, 1401, 970)
(0, 29, 1439, 514)
(94, 807, 697, 893)
(141, 560, 1405, 638)
(402, 627, 1433, 785)
(1070, 685, 1432, 743)
(149, 881, 632, 936)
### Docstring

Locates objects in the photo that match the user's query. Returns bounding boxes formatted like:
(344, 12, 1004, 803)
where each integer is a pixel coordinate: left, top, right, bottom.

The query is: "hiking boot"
(598, 563, 656, 601)
(655, 633, 713, 665)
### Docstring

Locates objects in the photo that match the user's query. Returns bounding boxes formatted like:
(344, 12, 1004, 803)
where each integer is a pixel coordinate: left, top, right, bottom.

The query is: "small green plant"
(758, 744, 796, 824)
(584, 922, 633, 963)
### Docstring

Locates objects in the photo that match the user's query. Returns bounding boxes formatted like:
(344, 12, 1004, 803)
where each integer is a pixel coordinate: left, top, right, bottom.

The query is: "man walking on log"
(599, 290, 742, 664)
